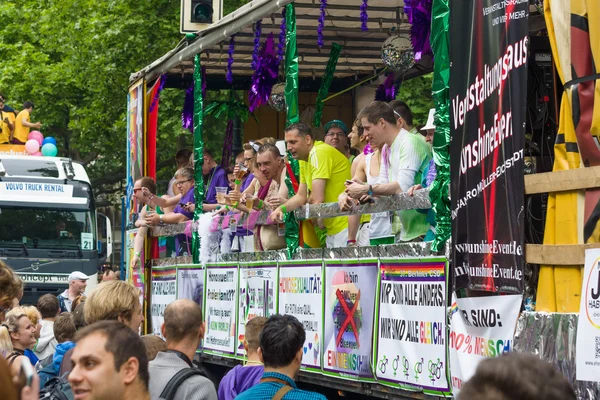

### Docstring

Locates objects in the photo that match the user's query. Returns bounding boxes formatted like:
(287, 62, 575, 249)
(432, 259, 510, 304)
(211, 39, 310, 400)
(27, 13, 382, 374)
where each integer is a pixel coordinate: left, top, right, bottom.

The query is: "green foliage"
(397, 73, 434, 127)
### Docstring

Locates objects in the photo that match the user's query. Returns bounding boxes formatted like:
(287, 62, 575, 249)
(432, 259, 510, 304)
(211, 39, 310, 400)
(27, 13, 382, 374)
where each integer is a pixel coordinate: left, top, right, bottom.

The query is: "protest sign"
(278, 260, 324, 372)
(323, 259, 377, 380)
(151, 267, 177, 339)
(177, 266, 205, 306)
(576, 249, 600, 382)
(375, 259, 450, 394)
(449, 293, 522, 395)
(237, 261, 278, 357)
(203, 263, 239, 357)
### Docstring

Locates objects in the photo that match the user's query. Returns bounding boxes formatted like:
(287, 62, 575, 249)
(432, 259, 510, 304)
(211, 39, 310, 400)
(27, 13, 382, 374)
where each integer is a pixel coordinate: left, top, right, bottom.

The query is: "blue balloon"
(41, 143, 58, 157)
(42, 137, 57, 146)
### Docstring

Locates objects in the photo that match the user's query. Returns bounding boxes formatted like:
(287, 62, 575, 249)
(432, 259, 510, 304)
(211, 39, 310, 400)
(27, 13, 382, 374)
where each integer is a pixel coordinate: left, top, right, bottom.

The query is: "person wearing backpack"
(148, 299, 217, 400)
(38, 312, 76, 388)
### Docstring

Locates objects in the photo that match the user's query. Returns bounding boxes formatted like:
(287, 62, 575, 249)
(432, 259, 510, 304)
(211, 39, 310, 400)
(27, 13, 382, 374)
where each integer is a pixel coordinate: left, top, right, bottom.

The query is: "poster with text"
(449, 293, 522, 395)
(203, 263, 238, 357)
(323, 259, 377, 380)
(375, 259, 450, 395)
(449, 0, 528, 293)
(151, 267, 177, 339)
(278, 260, 323, 372)
(576, 249, 600, 382)
(177, 266, 205, 306)
(237, 262, 278, 357)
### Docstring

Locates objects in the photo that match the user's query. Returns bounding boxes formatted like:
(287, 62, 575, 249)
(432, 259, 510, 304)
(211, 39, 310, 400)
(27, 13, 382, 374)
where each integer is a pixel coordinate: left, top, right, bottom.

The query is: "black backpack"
(39, 374, 74, 400)
(159, 368, 206, 400)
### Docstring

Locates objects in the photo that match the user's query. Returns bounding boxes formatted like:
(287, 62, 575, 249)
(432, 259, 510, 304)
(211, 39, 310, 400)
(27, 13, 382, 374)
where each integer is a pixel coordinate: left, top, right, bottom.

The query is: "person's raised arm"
(131, 226, 147, 269)
(143, 188, 182, 208)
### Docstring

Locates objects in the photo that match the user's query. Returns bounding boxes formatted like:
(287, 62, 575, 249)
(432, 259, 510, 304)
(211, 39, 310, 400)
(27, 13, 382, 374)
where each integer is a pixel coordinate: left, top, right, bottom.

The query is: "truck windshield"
(0, 208, 96, 251)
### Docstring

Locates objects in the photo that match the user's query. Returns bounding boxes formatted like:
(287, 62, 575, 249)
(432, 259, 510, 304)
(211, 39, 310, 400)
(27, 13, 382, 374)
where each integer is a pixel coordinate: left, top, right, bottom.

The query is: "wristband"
(234, 179, 241, 185)
(233, 201, 239, 208)
(149, 194, 155, 201)
(347, 240, 356, 245)
(224, 206, 230, 211)
(281, 205, 287, 214)
(159, 214, 164, 225)
(134, 252, 141, 257)
(257, 200, 263, 210)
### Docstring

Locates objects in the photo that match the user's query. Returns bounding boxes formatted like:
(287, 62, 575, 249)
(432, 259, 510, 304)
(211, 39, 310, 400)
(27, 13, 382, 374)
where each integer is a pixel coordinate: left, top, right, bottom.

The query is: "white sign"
(0, 182, 74, 197)
(278, 261, 323, 371)
(18, 272, 69, 285)
(81, 232, 93, 250)
(576, 249, 600, 382)
(449, 293, 522, 395)
(150, 268, 177, 339)
(203, 264, 238, 356)
(237, 262, 278, 357)
(177, 267, 205, 305)
(375, 260, 449, 393)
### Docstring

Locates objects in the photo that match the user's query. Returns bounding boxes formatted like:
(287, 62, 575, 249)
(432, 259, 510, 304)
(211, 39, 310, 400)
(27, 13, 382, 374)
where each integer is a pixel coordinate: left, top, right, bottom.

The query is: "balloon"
(42, 137, 57, 146)
(41, 143, 58, 157)
(28, 131, 44, 145)
(32, 151, 42, 156)
(25, 139, 40, 154)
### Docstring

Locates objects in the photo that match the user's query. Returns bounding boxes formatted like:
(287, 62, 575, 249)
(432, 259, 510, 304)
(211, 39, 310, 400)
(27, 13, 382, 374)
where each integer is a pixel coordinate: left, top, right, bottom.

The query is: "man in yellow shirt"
(0, 96, 15, 144)
(271, 122, 351, 248)
(12, 101, 42, 144)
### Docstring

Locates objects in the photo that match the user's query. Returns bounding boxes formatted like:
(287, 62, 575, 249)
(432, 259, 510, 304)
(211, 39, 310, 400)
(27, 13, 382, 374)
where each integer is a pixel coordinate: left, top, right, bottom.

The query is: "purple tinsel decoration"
(149, 74, 167, 113)
(251, 19, 263, 70)
(317, 0, 327, 48)
(277, 9, 286, 66)
(360, 0, 369, 31)
(248, 33, 278, 112)
(403, 0, 433, 61)
(374, 73, 396, 102)
(182, 83, 194, 132)
(226, 35, 235, 84)
(424, 159, 436, 187)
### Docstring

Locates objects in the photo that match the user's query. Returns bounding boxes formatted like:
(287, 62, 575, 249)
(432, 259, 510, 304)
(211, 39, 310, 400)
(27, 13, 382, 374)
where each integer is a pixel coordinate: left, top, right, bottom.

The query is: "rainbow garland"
(380, 261, 446, 280)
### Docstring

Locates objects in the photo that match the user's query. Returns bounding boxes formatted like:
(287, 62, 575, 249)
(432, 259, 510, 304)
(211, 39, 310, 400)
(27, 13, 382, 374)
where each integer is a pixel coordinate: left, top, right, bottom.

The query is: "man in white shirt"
(345, 101, 431, 242)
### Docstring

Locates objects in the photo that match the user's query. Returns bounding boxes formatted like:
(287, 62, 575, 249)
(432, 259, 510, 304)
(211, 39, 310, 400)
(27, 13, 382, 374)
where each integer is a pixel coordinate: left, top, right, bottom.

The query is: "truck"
(0, 155, 112, 305)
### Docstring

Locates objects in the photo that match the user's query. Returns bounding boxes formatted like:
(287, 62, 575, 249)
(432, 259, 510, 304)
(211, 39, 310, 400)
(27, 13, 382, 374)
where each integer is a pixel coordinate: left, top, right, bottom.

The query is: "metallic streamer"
(192, 54, 205, 264)
(313, 42, 342, 127)
(284, 3, 299, 126)
(429, 0, 451, 252)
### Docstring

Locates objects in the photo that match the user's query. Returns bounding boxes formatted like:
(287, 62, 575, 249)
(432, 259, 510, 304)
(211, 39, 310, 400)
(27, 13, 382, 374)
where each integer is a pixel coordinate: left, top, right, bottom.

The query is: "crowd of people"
(0, 95, 43, 145)
(130, 100, 442, 257)
(0, 259, 578, 399)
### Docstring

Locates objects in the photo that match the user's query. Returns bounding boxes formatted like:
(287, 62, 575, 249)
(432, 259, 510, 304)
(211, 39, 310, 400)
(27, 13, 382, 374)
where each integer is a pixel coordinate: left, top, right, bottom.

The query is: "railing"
(148, 189, 443, 265)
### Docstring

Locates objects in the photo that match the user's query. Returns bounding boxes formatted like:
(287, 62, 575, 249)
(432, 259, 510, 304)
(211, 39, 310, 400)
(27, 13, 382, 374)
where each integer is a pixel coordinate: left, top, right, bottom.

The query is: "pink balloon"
(32, 151, 42, 156)
(25, 139, 40, 154)
(28, 130, 44, 145)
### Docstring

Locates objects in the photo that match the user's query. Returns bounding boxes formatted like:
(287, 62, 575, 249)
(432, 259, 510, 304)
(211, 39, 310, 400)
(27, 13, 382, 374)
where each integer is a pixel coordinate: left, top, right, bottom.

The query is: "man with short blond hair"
(84, 280, 143, 331)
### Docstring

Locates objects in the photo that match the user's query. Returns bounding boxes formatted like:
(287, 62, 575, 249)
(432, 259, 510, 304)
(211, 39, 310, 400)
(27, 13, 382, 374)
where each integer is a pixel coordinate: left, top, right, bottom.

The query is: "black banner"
(449, 0, 528, 293)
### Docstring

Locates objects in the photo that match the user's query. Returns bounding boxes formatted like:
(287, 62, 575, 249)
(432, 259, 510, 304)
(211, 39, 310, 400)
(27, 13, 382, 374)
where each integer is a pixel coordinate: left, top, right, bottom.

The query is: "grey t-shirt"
(148, 351, 217, 400)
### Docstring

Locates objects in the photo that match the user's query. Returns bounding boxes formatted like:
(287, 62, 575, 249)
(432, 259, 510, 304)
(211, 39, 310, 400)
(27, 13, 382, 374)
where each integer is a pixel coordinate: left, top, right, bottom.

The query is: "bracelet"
(257, 200, 263, 210)
(134, 252, 141, 257)
(233, 201, 239, 208)
(234, 179, 241, 185)
(149, 194, 155, 200)
(281, 205, 287, 214)
(159, 215, 164, 225)
(347, 240, 357, 246)
(224, 206, 230, 211)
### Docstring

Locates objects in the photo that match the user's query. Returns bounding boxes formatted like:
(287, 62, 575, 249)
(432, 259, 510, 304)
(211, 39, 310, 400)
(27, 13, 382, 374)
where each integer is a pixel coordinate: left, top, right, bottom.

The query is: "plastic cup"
(216, 187, 228, 205)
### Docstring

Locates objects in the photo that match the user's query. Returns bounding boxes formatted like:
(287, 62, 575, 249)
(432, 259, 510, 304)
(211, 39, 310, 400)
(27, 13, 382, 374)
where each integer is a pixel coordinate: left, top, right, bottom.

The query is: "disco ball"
(269, 82, 286, 112)
(381, 35, 415, 73)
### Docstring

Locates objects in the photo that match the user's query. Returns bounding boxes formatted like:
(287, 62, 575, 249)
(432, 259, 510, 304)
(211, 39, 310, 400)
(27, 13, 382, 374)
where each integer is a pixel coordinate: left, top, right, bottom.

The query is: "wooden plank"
(524, 165, 600, 194)
(525, 243, 600, 265)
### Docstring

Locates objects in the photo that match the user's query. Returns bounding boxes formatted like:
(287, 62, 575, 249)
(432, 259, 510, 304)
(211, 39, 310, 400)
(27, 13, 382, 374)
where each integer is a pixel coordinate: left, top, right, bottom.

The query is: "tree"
(398, 73, 434, 127)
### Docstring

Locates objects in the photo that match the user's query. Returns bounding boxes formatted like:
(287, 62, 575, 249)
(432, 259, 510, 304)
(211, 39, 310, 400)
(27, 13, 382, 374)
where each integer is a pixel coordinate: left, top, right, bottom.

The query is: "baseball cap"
(324, 120, 348, 135)
(275, 140, 286, 157)
(421, 108, 436, 131)
(68, 271, 89, 282)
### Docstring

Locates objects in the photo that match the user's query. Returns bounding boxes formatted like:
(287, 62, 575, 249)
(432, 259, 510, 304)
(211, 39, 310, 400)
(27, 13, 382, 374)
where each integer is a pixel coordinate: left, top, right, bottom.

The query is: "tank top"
(365, 152, 392, 240)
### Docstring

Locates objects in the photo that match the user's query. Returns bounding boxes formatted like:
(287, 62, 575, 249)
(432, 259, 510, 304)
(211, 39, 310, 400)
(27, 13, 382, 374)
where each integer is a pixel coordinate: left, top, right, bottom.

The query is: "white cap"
(68, 271, 89, 282)
(421, 108, 436, 131)
(275, 140, 286, 157)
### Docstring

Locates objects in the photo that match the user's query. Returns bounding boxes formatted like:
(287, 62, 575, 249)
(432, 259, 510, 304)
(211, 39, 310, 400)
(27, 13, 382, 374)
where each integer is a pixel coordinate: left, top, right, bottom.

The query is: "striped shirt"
(234, 372, 327, 400)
